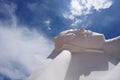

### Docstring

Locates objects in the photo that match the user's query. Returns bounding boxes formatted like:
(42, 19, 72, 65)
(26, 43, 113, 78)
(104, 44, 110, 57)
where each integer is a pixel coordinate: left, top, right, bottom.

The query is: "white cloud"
(71, 19, 82, 26)
(44, 20, 52, 30)
(0, 26, 54, 79)
(44, 20, 50, 25)
(71, 0, 112, 16)
(0, 3, 54, 80)
(63, 12, 75, 20)
(71, 0, 83, 16)
(63, 0, 113, 27)
(88, 0, 112, 11)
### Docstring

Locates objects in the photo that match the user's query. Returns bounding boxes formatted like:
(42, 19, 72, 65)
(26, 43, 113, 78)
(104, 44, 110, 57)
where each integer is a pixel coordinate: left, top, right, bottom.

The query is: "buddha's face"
(53, 29, 105, 53)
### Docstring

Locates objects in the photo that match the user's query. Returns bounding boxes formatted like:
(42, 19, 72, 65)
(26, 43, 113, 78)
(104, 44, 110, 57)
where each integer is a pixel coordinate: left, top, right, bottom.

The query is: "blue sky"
(0, 0, 119, 38)
(0, 0, 120, 80)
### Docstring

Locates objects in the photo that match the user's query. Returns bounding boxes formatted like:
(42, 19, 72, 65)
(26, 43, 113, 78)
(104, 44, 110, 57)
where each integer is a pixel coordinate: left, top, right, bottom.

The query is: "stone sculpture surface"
(28, 29, 120, 80)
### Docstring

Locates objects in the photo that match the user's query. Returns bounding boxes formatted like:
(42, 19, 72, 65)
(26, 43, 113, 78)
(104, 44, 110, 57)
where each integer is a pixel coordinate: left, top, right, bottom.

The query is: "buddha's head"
(53, 29, 105, 53)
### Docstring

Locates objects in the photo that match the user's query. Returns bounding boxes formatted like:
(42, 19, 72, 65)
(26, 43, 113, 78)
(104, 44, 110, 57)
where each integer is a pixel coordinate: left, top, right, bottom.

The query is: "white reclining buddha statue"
(28, 28, 120, 80)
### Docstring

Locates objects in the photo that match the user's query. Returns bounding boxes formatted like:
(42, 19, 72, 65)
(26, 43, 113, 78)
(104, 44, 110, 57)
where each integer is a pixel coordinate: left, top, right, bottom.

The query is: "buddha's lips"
(70, 49, 104, 54)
